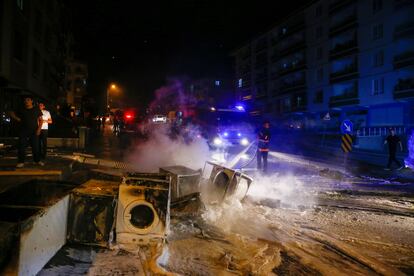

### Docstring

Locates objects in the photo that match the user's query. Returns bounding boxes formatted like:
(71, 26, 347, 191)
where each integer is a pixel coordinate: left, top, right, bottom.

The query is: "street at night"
(1, 0, 414, 275)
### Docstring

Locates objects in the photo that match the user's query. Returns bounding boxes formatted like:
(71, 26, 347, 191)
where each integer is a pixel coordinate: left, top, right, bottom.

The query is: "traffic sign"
(340, 119, 353, 134)
(341, 134, 353, 153)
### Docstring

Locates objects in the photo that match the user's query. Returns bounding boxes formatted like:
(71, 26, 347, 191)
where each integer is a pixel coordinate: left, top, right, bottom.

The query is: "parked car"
(152, 114, 167, 123)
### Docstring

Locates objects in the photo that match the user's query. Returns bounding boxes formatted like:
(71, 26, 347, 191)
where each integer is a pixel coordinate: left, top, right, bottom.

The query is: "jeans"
(39, 129, 48, 160)
(18, 130, 40, 163)
(257, 150, 268, 172)
(387, 151, 401, 168)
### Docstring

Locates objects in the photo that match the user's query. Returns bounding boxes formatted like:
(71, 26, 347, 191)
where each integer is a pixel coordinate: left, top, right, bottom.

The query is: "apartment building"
(0, 0, 71, 108)
(232, 0, 414, 130)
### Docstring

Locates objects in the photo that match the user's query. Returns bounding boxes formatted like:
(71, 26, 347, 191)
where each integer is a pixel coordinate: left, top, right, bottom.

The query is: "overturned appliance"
(67, 179, 119, 247)
(201, 161, 253, 203)
(116, 173, 171, 248)
(159, 166, 201, 202)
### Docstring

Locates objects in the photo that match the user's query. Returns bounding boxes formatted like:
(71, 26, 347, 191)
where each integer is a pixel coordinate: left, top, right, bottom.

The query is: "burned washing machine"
(159, 166, 201, 202)
(202, 161, 253, 203)
(116, 173, 171, 247)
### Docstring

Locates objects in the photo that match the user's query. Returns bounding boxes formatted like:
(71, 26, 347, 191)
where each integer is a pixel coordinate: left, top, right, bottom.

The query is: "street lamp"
(106, 83, 117, 111)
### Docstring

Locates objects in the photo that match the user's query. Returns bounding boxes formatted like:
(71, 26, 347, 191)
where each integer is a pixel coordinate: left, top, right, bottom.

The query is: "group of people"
(10, 95, 52, 168)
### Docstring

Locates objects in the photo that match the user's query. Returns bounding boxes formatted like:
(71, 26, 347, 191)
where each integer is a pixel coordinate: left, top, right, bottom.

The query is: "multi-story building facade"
(233, 0, 414, 130)
(0, 0, 71, 108)
(65, 60, 88, 113)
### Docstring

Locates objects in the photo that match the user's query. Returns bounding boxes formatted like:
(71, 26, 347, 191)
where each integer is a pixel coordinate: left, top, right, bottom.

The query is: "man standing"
(257, 121, 271, 173)
(384, 128, 404, 170)
(10, 96, 43, 168)
(39, 102, 52, 161)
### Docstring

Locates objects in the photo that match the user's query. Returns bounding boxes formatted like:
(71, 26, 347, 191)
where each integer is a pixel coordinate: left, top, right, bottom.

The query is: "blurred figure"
(257, 121, 271, 173)
(384, 128, 404, 170)
(39, 102, 52, 161)
(9, 96, 43, 167)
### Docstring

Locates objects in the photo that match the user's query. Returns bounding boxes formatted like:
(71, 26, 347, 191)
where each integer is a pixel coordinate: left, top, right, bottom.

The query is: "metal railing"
(356, 126, 407, 137)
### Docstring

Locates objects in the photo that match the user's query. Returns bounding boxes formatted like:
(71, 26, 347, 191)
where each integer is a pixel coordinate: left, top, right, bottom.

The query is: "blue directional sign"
(340, 119, 353, 134)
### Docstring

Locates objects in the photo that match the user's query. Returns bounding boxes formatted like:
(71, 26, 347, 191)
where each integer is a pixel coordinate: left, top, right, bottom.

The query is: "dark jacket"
(258, 127, 271, 151)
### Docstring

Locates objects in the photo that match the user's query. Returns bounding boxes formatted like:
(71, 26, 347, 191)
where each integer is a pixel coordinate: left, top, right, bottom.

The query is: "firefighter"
(257, 121, 271, 173)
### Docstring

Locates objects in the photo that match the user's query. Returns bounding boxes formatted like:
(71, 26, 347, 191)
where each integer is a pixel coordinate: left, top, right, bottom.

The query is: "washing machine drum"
(123, 200, 160, 234)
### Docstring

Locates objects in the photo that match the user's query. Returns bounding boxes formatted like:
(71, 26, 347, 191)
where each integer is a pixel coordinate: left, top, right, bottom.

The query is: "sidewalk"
(270, 139, 414, 184)
(0, 150, 74, 193)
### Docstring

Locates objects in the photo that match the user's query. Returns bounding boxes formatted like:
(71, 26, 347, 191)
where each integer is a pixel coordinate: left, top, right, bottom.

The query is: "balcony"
(329, 0, 356, 14)
(279, 60, 306, 76)
(394, 78, 414, 99)
(329, 14, 358, 36)
(330, 62, 358, 83)
(329, 39, 358, 59)
(393, 51, 414, 68)
(280, 78, 306, 93)
(329, 90, 359, 107)
(394, 20, 414, 40)
(278, 40, 306, 57)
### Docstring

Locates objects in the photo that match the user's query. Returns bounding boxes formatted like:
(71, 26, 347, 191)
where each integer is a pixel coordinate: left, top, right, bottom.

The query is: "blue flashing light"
(223, 132, 229, 137)
(235, 105, 245, 111)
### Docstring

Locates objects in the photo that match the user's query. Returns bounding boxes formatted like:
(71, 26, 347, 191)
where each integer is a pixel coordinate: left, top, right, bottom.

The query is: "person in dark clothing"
(384, 128, 404, 170)
(257, 121, 271, 173)
(10, 96, 43, 168)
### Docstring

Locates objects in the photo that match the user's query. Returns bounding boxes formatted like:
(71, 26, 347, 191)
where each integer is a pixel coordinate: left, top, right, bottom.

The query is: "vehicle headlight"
(223, 132, 229, 137)
(240, 138, 249, 146)
(213, 137, 223, 145)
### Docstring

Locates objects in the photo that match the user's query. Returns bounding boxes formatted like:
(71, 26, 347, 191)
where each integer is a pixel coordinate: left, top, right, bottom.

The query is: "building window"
(373, 24, 383, 40)
(373, 0, 383, 13)
(215, 80, 220, 86)
(16, 0, 24, 10)
(238, 78, 243, 88)
(315, 5, 322, 17)
(316, 46, 323, 60)
(13, 30, 24, 62)
(316, 67, 323, 82)
(32, 49, 40, 78)
(371, 77, 384, 95)
(373, 50, 384, 67)
(316, 26, 323, 39)
(314, 90, 323, 103)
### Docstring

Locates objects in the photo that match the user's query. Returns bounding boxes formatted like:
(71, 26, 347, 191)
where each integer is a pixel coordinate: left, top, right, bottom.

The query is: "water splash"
(405, 129, 414, 170)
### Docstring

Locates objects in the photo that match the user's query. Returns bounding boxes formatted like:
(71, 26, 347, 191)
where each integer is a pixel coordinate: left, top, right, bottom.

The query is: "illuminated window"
(238, 78, 243, 88)
(16, 0, 23, 10)
(215, 80, 220, 86)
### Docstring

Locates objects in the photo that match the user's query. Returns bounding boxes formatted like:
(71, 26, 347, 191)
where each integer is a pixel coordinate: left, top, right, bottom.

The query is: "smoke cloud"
(126, 124, 210, 172)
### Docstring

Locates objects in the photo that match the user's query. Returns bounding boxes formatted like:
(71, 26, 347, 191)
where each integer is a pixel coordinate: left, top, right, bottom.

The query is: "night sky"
(66, 0, 309, 106)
